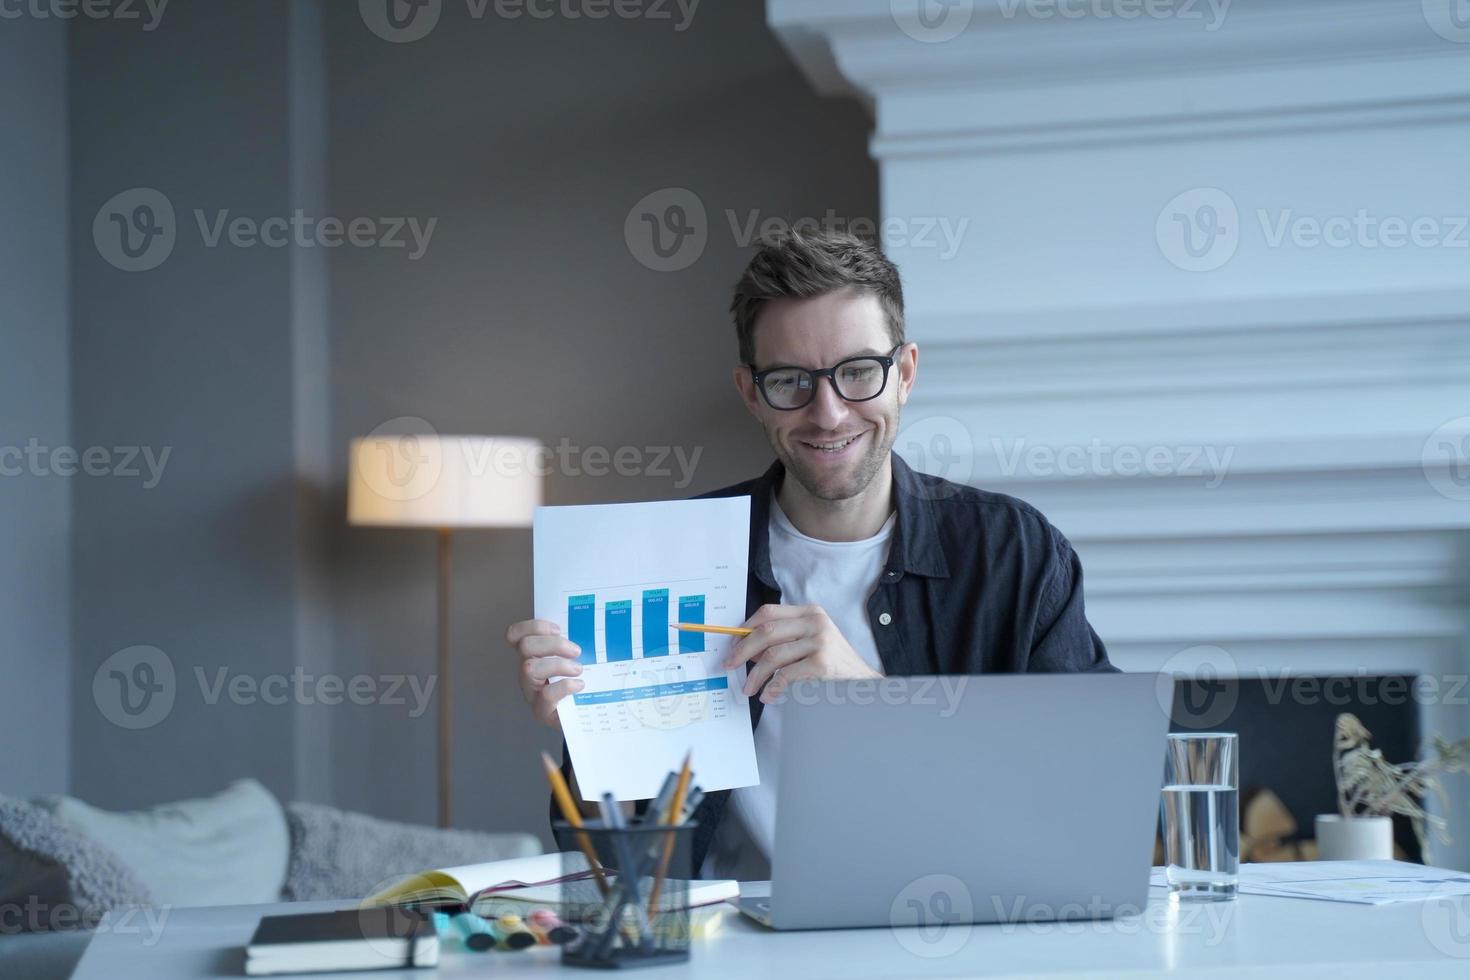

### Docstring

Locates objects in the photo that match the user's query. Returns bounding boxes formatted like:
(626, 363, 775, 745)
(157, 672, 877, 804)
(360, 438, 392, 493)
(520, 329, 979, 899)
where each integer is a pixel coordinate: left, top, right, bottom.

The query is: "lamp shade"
(347, 434, 542, 528)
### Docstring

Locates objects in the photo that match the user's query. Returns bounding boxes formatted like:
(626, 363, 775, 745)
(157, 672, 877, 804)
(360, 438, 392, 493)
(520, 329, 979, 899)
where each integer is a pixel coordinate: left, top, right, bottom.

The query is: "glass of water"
(1161, 732, 1239, 902)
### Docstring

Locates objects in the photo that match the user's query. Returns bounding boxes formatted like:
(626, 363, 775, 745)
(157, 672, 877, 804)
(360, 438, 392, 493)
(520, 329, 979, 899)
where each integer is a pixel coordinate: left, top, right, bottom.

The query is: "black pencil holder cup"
(552, 820, 696, 970)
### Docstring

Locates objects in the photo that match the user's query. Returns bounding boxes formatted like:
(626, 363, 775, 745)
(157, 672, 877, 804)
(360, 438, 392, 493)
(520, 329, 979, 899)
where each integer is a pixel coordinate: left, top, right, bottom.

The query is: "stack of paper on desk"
(1151, 860, 1470, 905)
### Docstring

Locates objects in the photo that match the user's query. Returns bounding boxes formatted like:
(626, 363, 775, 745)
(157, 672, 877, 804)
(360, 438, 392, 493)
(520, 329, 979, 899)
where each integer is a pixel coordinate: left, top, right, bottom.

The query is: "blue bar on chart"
(641, 589, 670, 658)
(569, 594, 597, 665)
(605, 600, 633, 662)
(678, 595, 705, 653)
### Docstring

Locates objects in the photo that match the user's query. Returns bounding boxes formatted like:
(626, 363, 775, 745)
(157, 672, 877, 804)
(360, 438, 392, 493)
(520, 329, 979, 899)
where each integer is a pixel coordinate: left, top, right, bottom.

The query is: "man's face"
(734, 287, 918, 501)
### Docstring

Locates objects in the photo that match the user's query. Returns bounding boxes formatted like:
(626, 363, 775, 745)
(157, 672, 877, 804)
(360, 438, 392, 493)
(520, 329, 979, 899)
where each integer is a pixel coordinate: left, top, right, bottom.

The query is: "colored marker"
(450, 912, 497, 952)
(495, 913, 538, 951)
(528, 908, 578, 945)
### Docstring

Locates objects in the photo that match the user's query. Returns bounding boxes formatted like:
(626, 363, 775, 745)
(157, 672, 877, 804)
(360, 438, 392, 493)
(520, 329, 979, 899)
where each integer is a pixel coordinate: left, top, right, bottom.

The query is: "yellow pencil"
(671, 623, 752, 637)
(647, 751, 693, 916)
(539, 752, 610, 897)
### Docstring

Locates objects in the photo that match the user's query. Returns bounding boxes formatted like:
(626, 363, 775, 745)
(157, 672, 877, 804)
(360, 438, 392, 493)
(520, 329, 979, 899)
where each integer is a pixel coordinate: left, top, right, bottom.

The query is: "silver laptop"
(735, 673, 1167, 930)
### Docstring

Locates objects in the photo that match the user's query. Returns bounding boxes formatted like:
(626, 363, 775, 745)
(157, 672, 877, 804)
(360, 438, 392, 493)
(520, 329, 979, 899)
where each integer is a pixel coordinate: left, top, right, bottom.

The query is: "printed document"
(534, 497, 759, 801)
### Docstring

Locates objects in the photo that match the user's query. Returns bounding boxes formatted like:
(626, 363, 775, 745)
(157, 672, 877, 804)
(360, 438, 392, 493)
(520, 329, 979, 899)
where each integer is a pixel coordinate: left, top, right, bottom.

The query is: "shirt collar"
(747, 453, 951, 590)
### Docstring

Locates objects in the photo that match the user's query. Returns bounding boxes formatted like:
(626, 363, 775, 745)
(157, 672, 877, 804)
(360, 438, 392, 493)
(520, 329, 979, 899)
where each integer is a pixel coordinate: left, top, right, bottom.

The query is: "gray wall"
(54, 0, 874, 842)
(68, 0, 329, 808)
(0, 15, 71, 797)
(323, 1, 875, 844)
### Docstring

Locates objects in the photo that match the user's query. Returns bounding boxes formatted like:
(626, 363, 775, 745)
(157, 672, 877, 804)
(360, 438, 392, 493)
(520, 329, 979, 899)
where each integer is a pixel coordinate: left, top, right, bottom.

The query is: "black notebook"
(245, 908, 439, 976)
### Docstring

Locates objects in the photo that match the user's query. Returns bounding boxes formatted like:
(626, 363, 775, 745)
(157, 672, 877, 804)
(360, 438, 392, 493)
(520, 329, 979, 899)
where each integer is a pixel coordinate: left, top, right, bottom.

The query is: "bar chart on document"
(533, 496, 759, 800)
(563, 584, 730, 735)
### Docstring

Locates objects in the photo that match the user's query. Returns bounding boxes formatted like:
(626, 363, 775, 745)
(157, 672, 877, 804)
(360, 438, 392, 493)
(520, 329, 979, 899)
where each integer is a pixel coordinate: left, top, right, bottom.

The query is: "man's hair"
(729, 229, 905, 365)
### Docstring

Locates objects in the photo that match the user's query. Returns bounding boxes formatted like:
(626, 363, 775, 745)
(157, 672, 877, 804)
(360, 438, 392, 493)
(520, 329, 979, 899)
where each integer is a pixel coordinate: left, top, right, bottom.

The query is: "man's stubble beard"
(766, 408, 901, 502)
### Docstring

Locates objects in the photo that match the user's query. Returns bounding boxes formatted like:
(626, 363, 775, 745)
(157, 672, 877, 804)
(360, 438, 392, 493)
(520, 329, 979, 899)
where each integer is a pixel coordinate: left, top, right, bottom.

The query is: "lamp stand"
(437, 527, 452, 829)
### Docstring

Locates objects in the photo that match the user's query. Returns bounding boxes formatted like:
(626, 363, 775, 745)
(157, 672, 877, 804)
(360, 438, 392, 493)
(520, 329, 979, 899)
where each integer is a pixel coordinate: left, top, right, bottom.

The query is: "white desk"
(74, 885, 1470, 979)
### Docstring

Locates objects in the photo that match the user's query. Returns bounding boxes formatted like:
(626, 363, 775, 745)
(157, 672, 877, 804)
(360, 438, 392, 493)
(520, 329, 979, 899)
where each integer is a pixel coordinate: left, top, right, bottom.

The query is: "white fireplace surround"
(769, 0, 1470, 866)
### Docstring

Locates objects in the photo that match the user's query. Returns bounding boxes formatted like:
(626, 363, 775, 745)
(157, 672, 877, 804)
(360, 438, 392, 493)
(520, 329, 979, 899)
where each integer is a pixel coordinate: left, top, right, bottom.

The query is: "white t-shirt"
(711, 492, 894, 878)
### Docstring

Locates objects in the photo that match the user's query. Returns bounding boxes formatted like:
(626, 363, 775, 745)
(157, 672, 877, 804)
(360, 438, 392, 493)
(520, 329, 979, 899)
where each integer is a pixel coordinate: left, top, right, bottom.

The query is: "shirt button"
(878, 612, 893, 626)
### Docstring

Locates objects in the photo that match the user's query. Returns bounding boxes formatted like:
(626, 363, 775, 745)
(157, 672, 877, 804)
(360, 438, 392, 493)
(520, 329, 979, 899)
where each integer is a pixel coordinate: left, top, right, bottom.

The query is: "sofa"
(0, 779, 540, 980)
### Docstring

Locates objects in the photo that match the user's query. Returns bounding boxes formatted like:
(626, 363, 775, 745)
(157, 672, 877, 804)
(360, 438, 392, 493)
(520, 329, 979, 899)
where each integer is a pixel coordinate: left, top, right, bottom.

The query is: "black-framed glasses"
(748, 344, 905, 411)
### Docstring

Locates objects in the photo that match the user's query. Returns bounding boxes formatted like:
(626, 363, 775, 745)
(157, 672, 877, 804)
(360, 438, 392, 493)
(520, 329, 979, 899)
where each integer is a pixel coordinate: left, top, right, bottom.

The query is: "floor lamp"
(347, 433, 542, 828)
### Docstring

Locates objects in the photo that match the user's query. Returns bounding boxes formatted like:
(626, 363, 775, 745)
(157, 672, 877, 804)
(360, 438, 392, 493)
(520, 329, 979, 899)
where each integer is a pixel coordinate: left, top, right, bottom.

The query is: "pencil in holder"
(552, 820, 696, 970)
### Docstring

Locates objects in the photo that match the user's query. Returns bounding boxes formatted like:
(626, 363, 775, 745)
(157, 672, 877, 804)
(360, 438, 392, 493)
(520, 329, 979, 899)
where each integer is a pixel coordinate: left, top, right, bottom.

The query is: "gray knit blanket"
(281, 802, 540, 901)
(0, 793, 540, 930)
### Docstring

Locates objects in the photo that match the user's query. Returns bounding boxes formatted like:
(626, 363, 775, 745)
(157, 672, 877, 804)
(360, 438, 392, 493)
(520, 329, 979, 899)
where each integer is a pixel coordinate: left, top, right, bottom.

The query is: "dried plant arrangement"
(1333, 712, 1470, 855)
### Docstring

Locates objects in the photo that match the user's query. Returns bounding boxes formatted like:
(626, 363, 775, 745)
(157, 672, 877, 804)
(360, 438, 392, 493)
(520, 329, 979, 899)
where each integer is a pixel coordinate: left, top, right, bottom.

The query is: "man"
(505, 230, 1115, 877)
